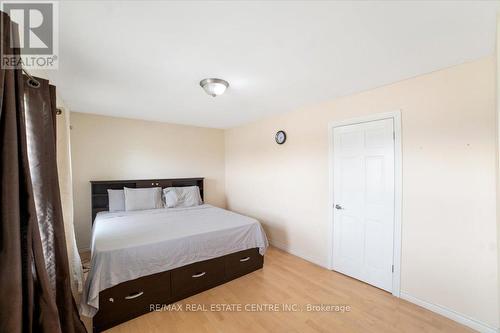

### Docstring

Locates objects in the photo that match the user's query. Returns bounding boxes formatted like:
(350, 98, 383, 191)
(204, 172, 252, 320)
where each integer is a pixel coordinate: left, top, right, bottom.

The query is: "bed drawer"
(225, 248, 263, 280)
(96, 270, 171, 325)
(171, 257, 225, 297)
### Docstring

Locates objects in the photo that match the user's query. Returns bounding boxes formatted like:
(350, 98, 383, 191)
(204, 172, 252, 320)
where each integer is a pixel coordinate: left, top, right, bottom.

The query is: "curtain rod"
(22, 68, 62, 115)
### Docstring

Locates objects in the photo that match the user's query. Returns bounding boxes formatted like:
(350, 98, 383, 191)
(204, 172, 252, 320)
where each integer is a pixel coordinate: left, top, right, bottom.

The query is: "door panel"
(339, 215, 363, 262)
(333, 118, 395, 292)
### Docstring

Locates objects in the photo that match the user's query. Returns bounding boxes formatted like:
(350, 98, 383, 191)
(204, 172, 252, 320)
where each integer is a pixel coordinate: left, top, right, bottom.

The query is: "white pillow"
(164, 190, 179, 208)
(108, 189, 125, 212)
(163, 186, 202, 208)
(124, 187, 163, 211)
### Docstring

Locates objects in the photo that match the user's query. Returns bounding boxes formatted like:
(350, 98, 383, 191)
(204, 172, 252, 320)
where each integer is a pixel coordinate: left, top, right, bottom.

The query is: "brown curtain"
(0, 12, 86, 333)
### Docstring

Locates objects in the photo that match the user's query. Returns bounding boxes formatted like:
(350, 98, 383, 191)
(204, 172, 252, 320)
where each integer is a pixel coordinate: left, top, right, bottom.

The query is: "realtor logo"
(1, 1, 58, 69)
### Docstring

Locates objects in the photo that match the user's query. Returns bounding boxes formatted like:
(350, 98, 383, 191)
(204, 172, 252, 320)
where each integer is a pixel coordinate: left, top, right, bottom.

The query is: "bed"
(82, 178, 268, 332)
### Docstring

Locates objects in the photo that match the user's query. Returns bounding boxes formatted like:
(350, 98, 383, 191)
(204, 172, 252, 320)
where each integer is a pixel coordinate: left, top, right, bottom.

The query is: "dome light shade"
(200, 78, 229, 97)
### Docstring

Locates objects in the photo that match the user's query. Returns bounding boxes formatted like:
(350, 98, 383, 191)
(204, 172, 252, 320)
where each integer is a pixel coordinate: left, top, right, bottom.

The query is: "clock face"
(275, 131, 286, 144)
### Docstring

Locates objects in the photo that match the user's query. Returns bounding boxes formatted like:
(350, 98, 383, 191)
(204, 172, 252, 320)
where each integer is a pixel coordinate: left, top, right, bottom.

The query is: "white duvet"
(80, 204, 268, 317)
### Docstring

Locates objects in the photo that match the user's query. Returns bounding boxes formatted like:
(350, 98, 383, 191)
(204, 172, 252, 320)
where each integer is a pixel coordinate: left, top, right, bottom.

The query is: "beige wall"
(70, 113, 226, 250)
(225, 57, 499, 328)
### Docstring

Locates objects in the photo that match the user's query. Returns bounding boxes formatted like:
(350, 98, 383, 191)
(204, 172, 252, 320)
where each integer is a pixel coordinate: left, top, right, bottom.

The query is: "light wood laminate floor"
(85, 247, 472, 333)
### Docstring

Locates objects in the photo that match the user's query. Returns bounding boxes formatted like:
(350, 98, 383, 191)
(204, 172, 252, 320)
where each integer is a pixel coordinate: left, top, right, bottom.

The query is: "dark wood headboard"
(90, 177, 204, 223)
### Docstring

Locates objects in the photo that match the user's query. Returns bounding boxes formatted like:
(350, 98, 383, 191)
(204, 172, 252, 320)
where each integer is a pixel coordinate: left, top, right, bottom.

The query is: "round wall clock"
(275, 130, 286, 145)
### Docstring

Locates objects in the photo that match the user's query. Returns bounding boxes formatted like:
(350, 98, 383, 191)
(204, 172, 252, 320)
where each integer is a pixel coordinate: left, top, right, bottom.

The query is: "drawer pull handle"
(192, 272, 206, 278)
(125, 291, 144, 300)
(240, 256, 251, 262)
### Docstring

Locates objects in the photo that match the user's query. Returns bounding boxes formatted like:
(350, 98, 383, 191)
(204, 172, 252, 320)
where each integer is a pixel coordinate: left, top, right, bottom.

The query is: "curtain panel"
(0, 12, 86, 333)
(56, 107, 83, 295)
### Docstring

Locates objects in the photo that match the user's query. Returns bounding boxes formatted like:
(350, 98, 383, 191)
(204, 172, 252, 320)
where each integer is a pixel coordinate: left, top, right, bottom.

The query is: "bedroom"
(1, 1, 499, 333)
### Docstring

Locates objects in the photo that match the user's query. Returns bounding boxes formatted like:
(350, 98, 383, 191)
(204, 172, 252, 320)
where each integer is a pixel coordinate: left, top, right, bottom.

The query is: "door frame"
(327, 110, 402, 297)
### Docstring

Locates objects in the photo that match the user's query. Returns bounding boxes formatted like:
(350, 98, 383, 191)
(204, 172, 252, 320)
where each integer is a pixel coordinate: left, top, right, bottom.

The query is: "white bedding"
(80, 204, 268, 317)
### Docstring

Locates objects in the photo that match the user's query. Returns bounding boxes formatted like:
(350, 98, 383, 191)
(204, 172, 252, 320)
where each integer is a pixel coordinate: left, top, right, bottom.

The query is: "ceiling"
(50, 1, 500, 129)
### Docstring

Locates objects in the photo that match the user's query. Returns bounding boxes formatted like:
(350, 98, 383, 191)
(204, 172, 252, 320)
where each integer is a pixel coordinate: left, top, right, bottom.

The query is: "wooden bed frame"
(89, 178, 264, 332)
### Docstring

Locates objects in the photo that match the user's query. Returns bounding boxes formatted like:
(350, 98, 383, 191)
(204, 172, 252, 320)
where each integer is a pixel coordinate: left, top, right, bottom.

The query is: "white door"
(332, 118, 395, 292)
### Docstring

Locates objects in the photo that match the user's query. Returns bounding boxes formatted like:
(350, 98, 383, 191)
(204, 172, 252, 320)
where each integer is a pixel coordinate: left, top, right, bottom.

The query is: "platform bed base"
(92, 248, 264, 332)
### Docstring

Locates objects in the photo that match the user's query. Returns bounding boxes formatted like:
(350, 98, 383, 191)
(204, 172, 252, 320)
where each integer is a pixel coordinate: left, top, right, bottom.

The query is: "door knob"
(335, 204, 344, 210)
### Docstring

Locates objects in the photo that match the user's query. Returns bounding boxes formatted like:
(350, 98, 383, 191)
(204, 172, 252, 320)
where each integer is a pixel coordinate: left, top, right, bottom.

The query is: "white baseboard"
(400, 292, 498, 333)
(268, 239, 327, 268)
(267, 241, 498, 333)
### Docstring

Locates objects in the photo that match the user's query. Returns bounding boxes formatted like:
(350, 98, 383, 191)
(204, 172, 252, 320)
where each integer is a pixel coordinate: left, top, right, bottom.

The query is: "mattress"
(80, 204, 269, 317)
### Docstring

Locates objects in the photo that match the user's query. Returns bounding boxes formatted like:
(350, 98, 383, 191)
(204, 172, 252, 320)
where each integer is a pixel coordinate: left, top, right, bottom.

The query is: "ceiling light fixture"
(200, 78, 229, 97)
